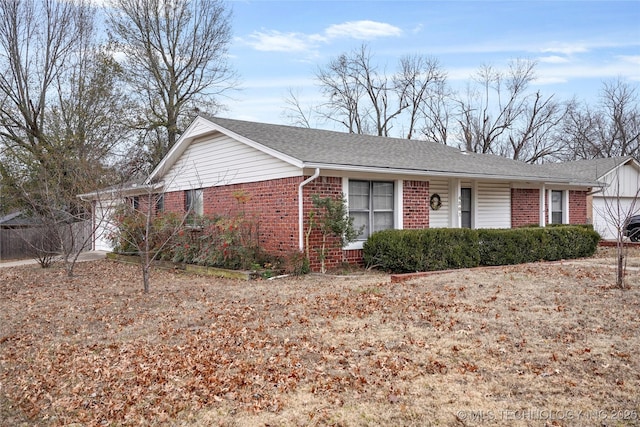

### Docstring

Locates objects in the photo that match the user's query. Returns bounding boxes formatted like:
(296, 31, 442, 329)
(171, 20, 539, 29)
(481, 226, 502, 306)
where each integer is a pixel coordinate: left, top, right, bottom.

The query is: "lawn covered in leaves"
(1, 250, 639, 426)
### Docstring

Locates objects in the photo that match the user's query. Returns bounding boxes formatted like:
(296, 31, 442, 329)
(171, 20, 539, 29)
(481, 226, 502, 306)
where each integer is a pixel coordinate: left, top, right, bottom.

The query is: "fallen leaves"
(1, 255, 639, 426)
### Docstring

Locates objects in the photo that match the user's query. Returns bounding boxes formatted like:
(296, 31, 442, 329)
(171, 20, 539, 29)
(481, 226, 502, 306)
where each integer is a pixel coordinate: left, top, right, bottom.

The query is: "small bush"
(282, 250, 310, 276)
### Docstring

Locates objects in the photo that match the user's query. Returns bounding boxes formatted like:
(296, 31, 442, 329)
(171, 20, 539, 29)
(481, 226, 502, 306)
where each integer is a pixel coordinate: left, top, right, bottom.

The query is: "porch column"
(449, 178, 461, 228)
(539, 184, 546, 227)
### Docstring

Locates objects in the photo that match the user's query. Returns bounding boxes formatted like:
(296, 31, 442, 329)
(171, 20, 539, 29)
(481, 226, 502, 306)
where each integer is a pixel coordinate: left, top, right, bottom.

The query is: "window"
(131, 196, 140, 211)
(349, 180, 394, 241)
(155, 193, 164, 213)
(460, 187, 472, 228)
(185, 189, 204, 216)
(551, 190, 563, 224)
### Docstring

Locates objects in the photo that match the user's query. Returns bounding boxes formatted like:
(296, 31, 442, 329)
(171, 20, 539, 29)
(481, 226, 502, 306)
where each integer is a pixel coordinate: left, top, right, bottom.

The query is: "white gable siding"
(429, 179, 450, 228)
(476, 181, 511, 229)
(190, 118, 219, 135)
(163, 134, 301, 192)
(601, 164, 640, 198)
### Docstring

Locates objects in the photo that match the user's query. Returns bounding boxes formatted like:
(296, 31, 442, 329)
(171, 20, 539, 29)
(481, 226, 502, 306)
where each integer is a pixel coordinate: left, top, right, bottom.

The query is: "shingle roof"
(538, 156, 637, 181)
(0, 211, 39, 227)
(204, 116, 597, 185)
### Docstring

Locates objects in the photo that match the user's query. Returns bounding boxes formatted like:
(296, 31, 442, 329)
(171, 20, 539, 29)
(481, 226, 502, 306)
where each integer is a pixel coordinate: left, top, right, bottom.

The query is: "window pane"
(373, 182, 394, 210)
(185, 190, 192, 212)
(460, 188, 471, 212)
(351, 212, 369, 240)
(461, 211, 472, 229)
(552, 191, 562, 211)
(155, 194, 164, 213)
(349, 181, 370, 210)
(194, 189, 204, 215)
(373, 212, 393, 232)
(551, 191, 563, 224)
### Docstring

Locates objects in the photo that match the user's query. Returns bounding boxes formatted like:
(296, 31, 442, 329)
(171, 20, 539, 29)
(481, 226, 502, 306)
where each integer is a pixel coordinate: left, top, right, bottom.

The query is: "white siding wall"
(94, 198, 120, 251)
(429, 179, 450, 228)
(602, 164, 640, 198)
(476, 181, 511, 229)
(163, 134, 301, 192)
(593, 196, 640, 240)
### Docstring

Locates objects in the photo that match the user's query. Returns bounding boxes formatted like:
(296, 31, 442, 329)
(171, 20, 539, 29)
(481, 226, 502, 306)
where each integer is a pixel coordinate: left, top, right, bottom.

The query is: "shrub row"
(363, 225, 600, 273)
(111, 211, 311, 275)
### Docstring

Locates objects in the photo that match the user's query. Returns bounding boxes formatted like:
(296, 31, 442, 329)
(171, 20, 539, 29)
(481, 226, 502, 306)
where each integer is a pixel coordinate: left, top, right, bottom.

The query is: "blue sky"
(223, 0, 640, 128)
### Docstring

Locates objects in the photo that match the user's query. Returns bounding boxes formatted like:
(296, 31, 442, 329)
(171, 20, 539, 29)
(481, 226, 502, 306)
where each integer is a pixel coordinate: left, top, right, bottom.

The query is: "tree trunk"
(616, 242, 625, 289)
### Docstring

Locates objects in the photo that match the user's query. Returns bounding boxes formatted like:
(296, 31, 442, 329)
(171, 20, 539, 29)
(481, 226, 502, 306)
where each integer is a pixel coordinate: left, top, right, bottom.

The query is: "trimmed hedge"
(363, 225, 600, 273)
(363, 228, 480, 273)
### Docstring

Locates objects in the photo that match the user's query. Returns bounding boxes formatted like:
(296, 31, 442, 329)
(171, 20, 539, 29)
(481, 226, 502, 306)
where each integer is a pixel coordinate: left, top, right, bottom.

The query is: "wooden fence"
(0, 220, 92, 261)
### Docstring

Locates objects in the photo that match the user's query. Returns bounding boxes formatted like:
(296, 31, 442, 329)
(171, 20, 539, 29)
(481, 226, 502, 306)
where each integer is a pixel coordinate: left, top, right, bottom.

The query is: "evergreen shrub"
(364, 225, 600, 273)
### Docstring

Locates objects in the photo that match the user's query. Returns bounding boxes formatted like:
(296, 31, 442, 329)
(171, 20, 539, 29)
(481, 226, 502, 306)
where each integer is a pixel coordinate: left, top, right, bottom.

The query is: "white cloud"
(538, 55, 570, 64)
(539, 42, 589, 55)
(243, 31, 315, 52)
(617, 55, 640, 65)
(324, 20, 402, 40)
(239, 20, 403, 53)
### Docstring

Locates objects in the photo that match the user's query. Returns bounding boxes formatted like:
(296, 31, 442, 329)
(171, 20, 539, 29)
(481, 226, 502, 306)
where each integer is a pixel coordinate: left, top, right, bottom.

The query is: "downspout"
(298, 168, 320, 251)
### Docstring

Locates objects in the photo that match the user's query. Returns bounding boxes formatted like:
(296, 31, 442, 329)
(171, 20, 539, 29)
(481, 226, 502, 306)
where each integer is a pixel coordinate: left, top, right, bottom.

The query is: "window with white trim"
(185, 188, 204, 216)
(348, 180, 394, 241)
(551, 190, 564, 224)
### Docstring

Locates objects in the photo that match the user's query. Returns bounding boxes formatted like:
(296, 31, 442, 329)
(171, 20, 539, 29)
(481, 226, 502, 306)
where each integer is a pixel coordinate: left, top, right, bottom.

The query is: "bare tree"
(395, 54, 446, 140)
(419, 78, 452, 144)
(281, 87, 313, 128)
(561, 79, 640, 160)
(315, 49, 368, 134)
(310, 44, 448, 139)
(0, 0, 132, 271)
(0, 0, 94, 169)
(108, 0, 238, 170)
(17, 157, 111, 276)
(453, 59, 566, 163)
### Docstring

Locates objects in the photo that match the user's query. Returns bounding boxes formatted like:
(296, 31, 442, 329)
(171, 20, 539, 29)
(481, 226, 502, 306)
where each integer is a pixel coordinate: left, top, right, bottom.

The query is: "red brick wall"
(164, 191, 185, 213)
(202, 178, 301, 255)
(511, 188, 540, 227)
(302, 176, 361, 271)
(569, 190, 588, 224)
(512, 188, 589, 226)
(403, 180, 429, 228)
(162, 176, 362, 271)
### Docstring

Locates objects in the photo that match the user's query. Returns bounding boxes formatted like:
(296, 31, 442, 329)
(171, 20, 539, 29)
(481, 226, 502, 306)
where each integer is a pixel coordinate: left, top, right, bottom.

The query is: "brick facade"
(403, 180, 429, 229)
(302, 176, 361, 271)
(159, 179, 590, 271)
(510, 188, 589, 227)
(162, 175, 361, 271)
(198, 177, 302, 256)
(568, 190, 588, 225)
(511, 188, 540, 227)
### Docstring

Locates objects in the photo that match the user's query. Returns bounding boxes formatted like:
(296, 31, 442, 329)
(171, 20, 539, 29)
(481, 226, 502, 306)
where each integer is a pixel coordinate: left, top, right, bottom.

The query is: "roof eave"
(77, 182, 165, 201)
(303, 162, 598, 186)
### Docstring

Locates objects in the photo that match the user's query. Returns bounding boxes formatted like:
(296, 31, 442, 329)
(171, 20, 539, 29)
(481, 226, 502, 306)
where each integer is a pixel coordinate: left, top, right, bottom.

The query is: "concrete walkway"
(0, 251, 108, 268)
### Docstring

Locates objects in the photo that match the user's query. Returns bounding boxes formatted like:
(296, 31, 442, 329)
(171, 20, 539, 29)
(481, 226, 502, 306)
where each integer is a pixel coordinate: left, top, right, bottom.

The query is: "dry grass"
(1, 247, 639, 426)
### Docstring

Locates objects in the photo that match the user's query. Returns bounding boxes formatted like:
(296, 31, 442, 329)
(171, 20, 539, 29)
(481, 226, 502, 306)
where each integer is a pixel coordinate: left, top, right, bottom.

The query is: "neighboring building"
(83, 116, 599, 270)
(541, 156, 640, 240)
